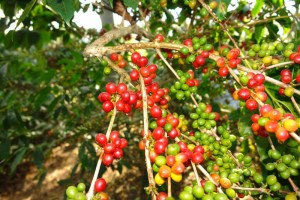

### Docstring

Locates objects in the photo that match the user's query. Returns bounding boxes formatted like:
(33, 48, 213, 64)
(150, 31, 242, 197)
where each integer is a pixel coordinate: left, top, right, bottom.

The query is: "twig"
(264, 61, 294, 70)
(231, 14, 300, 28)
(85, 40, 192, 58)
(86, 105, 117, 200)
(231, 186, 270, 193)
(139, 74, 156, 199)
(268, 136, 276, 151)
(180, 133, 198, 145)
(102, 56, 131, 82)
(288, 178, 300, 197)
(191, 162, 201, 185)
(191, 94, 198, 107)
(196, 164, 224, 193)
(167, 177, 171, 197)
(138, 5, 151, 33)
(289, 132, 300, 143)
(291, 96, 300, 115)
(156, 48, 180, 79)
(237, 65, 300, 96)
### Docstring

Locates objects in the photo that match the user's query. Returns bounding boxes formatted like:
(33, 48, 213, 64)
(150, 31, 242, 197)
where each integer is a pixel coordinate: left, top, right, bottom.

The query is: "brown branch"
(237, 65, 300, 96)
(86, 104, 117, 200)
(289, 132, 300, 143)
(102, 56, 131, 82)
(139, 74, 156, 199)
(167, 177, 171, 197)
(231, 14, 300, 28)
(191, 162, 201, 185)
(231, 186, 270, 193)
(291, 96, 300, 115)
(84, 25, 150, 57)
(156, 49, 180, 79)
(85, 41, 192, 58)
(268, 136, 276, 150)
(264, 61, 294, 71)
(196, 164, 224, 193)
(288, 178, 300, 197)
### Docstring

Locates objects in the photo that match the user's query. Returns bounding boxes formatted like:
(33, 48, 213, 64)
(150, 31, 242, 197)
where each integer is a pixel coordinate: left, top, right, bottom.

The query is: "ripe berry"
(150, 106, 162, 118)
(96, 133, 107, 146)
(131, 52, 141, 64)
(105, 82, 117, 94)
(102, 153, 114, 166)
(137, 56, 148, 67)
(218, 67, 228, 77)
(130, 69, 139, 81)
(245, 99, 258, 111)
(102, 101, 114, 112)
(94, 178, 107, 192)
(237, 88, 251, 101)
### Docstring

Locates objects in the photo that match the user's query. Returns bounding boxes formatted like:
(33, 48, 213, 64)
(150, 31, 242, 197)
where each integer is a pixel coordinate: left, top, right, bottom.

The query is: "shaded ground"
(0, 143, 147, 200)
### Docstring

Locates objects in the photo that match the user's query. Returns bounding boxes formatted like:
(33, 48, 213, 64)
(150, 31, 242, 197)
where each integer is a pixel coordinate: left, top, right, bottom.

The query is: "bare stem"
(291, 96, 300, 115)
(268, 136, 276, 150)
(231, 186, 270, 193)
(196, 164, 224, 193)
(289, 132, 300, 143)
(85, 41, 192, 58)
(86, 105, 117, 200)
(180, 133, 198, 145)
(231, 14, 300, 28)
(168, 177, 171, 197)
(288, 178, 300, 197)
(156, 48, 180, 79)
(102, 56, 131, 82)
(191, 94, 198, 107)
(237, 65, 300, 96)
(264, 61, 294, 70)
(139, 74, 156, 199)
(191, 162, 201, 185)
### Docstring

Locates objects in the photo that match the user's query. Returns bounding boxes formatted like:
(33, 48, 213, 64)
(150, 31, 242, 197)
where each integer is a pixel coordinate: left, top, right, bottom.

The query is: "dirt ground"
(0, 143, 147, 200)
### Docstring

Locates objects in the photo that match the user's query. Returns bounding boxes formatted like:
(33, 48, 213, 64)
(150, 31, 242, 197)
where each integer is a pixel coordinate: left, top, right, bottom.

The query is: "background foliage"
(0, 0, 300, 199)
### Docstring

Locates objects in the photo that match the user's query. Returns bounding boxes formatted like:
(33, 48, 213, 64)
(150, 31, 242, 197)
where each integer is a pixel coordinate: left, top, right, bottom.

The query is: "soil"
(0, 143, 148, 200)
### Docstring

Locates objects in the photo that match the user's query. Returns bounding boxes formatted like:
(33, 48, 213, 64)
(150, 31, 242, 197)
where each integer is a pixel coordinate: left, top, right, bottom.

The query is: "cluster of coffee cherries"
(179, 37, 212, 68)
(170, 70, 199, 100)
(65, 182, 86, 200)
(193, 126, 236, 158)
(95, 130, 128, 166)
(250, 104, 299, 142)
(110, 53, 127, 68)
(265, 149, 300, 181)
(152, 141, 205, 186)
(278, 69, 300, 97)
(288, 45, 300, 64)
(216, 48, 241, 77)
(189, 102, 217, 130)
(98, 82, 140, 113)
(233, 72, 267, 111)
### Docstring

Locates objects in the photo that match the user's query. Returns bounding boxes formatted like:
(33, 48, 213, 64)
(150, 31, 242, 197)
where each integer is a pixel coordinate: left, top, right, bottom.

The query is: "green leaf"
(254, 135, 270, 162)
(237, 112, 253, 137)
(109, 0, 113, 8)
(0, 138, 11, 160)
(10, 147, 28, 175)
(34, 87, 51, 109)
(124, 0, 138, 9)
(46, 0, 75, 23)
(253, 25, 265, 43)
(216, 0, 230, 20)
(251, 0, 264, 17)
(33, 147, 44, 169)
(15, 0, 37, 29)
(78, 141, 97, 171)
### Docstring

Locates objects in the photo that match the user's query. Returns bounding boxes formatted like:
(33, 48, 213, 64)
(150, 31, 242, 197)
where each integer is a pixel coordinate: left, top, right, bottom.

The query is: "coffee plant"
(1, 0, 300, 200)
